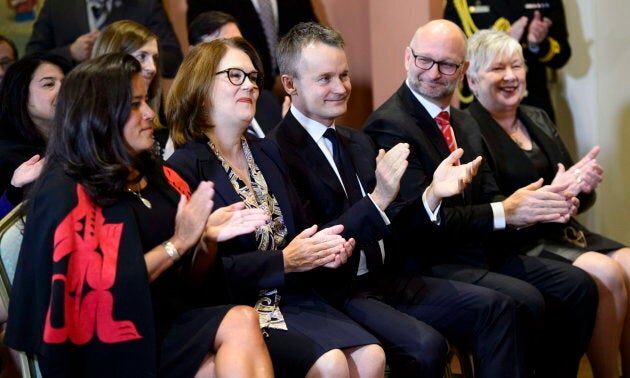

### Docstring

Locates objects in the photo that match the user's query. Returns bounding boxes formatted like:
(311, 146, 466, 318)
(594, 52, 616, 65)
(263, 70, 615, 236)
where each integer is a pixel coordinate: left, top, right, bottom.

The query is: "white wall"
(556, 0, 630, 244)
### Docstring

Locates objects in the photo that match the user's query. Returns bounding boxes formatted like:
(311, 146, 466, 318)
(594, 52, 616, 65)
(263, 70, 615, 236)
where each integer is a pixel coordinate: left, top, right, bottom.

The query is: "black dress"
(126, 175, 234, 378)
(469, 101, 625, 261)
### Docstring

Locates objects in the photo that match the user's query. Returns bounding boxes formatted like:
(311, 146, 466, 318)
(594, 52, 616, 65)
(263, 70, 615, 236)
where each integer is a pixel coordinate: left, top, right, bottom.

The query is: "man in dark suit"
(187, 11, 288, 137)
(25, 0, 182, 78)
(363, 19, 597, 377)
(187, 0, 317, 89)
(268, 22, 525, 378)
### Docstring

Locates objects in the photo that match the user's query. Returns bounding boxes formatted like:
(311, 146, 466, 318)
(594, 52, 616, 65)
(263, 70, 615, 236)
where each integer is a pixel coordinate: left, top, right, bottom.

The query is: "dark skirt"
(159, 305, 233, 378)
(266, 293, 379, 378)
(526, 218, 625, 262)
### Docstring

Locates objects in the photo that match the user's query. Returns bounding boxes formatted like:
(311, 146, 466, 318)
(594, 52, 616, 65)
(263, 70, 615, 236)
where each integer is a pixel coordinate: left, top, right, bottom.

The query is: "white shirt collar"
(405, 79, 450, 120)
(290, 104, 336, 143)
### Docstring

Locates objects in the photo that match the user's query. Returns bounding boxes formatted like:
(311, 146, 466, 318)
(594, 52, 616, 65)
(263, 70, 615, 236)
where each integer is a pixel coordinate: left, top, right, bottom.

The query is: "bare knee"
(346, 344, 386, 377)
(307, 349, 349, 378)
(574, 252, 626, 295)
(608, 247, 630, 276)
(215, 305, 261, 349)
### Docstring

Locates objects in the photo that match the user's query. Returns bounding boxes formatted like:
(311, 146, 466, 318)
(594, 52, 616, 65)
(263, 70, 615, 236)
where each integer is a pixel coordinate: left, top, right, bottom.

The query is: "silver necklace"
(127, 186, 152, 209)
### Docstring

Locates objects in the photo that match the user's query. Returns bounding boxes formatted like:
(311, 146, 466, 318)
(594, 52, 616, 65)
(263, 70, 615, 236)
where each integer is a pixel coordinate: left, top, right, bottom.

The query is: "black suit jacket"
(267, 111, 390, 303)
(187, 0, 317, 86)
(26, 0, 182, 77)
(167, 137, 308, 305)
(255, 90, 282, 135)
(364, 83, 506, 269)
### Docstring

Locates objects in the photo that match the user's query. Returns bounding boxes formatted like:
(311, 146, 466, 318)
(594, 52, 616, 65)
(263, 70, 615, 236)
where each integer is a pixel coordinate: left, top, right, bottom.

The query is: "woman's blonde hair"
(92, 20, 162, 122)
(466, 29, 525, 81)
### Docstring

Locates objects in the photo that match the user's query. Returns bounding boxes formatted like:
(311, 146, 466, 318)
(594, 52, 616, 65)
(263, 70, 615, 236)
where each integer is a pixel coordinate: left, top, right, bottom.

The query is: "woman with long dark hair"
(0, 52, 71, 216)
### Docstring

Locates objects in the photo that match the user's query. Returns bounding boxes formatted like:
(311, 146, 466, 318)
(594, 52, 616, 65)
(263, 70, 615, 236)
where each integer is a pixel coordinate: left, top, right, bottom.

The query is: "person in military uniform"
(444, 0, 571, 121)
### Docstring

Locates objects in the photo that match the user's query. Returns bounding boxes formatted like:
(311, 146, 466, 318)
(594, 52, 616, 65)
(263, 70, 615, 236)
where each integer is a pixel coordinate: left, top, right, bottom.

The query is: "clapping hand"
(282, 224, 350, 273)
(504, 179, 573, 228)
(551, 146, 602, 198)
(11, 154, 45, 188)
(425, 149, 482, 211)
(527, 11, 553, 46)
(371, 143, 410, 210)
(203, 202, 269, 243)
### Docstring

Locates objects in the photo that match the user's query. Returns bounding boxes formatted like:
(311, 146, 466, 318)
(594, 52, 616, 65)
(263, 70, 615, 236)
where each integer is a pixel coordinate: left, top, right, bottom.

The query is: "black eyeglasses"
(215, 68, 263, 88)
(409, 47, 463, 76)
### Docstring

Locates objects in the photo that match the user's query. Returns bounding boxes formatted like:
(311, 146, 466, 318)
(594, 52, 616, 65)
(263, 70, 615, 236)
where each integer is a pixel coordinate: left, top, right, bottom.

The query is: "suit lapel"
(280, 113, 348, 199)
(249, 141, 297, 237)
(72, 0, 90, 33)
(518, 107, 562, 182)
(336, 127, 375, 192)
(189, 141, 244, 207)
(469, 101, 540, 185)
(397, 84, 452, 160)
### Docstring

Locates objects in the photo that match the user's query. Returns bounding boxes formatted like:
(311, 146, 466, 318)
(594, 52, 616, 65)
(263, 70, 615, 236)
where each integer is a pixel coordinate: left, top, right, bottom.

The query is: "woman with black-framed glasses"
(166, 38, 385, 378)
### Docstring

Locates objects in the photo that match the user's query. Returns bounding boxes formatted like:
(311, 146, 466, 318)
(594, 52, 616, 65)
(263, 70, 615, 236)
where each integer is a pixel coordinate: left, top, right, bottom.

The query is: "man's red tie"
(435, 111, 459, 158)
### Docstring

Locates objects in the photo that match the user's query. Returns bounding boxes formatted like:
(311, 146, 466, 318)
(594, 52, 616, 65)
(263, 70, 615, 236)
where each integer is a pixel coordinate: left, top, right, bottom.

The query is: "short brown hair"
(277, 22, 344, 78)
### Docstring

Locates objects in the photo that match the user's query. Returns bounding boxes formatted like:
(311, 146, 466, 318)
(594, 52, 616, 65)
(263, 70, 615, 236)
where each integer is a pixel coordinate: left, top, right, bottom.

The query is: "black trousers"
(343, 273, 524, 378)
(431, 254, 598, 378)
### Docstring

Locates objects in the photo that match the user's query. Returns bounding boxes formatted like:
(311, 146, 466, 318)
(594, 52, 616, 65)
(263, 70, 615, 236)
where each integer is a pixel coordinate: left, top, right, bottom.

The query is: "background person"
(0, 52, 71, 217)
(25, 0, 182, 96)
(0, 34, 18, 85)
(444, 0, 571, 121)
(186, 0, 318, 91)
(92, 20, 169, 155)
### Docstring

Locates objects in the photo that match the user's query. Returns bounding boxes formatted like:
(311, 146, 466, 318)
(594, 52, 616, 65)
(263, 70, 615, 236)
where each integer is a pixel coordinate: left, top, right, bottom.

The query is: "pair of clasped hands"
(504, 146, 603, 229)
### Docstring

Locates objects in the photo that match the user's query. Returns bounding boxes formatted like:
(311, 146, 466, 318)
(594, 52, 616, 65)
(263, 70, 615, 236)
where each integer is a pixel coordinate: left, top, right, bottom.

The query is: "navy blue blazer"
(167, 137, 310, 304)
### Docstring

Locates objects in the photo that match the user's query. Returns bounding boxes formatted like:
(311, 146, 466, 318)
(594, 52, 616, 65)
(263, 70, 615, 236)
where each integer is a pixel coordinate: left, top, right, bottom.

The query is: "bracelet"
(162, 240, 181, 262)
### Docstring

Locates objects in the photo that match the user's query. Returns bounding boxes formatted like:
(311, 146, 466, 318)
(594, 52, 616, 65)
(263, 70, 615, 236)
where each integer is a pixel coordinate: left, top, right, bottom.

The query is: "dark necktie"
(323, 128, 383, 272)
(247, 124, 259, 137)
(90, 0, 108, 29)
(323, 128, 362, 205)
(257, 0, 278, 72)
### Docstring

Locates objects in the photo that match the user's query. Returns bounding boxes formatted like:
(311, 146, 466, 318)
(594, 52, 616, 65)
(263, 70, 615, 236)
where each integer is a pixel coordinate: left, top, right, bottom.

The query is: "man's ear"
(404, 47, 412, 71)
(281, 74, 297, 95)
(459, 61, 470, 83)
